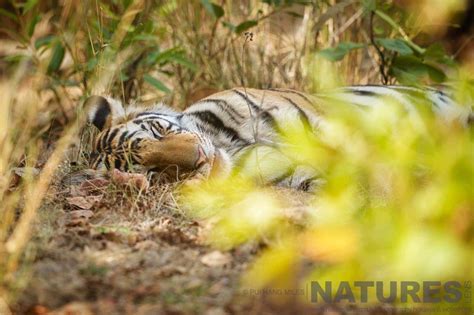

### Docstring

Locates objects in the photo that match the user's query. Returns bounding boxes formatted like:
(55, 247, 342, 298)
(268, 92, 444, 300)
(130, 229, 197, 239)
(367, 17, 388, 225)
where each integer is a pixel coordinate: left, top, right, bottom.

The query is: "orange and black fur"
(85, 86, 471, 189)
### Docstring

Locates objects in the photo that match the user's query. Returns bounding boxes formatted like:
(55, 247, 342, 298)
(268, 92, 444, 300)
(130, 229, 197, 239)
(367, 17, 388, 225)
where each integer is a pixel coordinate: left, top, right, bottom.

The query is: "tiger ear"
(84, 95, 125, 130)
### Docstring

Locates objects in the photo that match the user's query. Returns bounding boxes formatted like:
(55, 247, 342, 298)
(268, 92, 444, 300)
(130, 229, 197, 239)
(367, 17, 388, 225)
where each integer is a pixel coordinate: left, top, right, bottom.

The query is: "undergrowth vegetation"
(181, 83, 473, 307)
(0, 0, 472, 313)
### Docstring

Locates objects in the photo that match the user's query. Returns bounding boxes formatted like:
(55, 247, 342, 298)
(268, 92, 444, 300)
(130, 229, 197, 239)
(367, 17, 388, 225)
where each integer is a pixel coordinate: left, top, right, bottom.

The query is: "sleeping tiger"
(84, 86, 471, 190)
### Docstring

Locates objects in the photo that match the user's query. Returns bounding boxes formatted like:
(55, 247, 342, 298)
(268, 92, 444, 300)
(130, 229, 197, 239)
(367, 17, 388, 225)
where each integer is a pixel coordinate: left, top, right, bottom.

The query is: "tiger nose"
(194, 145, 209, 169)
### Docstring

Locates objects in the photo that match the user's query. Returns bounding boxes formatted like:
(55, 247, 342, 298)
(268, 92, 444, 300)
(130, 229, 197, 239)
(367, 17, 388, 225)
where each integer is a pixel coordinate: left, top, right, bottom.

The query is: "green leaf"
(144, 74, 171, 93)
(424, 43, 445, 60)
(35, 35, 55, 49)
(133, 34, 159, 42)
(318, 42, 365, 61)
(211, 4, 224, 18)
(200, 0, 224, 18)
(390, 55, 446, 84)
(85, 57, 98, 71)
(146, 47, 196, 71)
(3, 54, 27, 64)
(374, 9, 425, 54)
(423, 43, 455, 66)
(167, 54, 197, 72)
(119, 71, 130, 81)
(47, 41, 65, 74)
(362, 0, 376, 12)
(200, 0, 213, 14)
(144, 49, 161, 65)
(235, 20, 258, 34)
(374, 26, 384, 35)
(392, 55, 427, 74)
(375, 38, 412, 55)
(146, 47, 177, 64)
(27, 14, 41, 37)
(426, 64, 446, 83)
(390, 67, 419, 85)
(0, 8, 18, 22)
(23, 0, 38, 14)
(222, 21, 236, 32)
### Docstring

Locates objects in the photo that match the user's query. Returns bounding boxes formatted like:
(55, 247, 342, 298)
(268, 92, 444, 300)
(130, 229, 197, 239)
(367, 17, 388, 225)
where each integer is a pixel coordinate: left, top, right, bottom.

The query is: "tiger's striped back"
(183, 88, 321, 153)
(84, 86, 471, 189)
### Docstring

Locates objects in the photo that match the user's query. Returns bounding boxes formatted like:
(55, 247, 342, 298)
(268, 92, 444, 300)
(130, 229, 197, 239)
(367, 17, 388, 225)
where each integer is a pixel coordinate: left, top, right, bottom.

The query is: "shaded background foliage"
(1, 0, 472, 109)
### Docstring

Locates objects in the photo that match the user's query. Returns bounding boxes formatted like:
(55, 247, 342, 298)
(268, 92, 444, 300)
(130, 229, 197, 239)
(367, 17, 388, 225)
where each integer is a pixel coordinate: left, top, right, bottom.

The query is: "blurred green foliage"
(182, 79, 473, 307)
(177, 3, 473, 309)
(2, 0, 467, 104)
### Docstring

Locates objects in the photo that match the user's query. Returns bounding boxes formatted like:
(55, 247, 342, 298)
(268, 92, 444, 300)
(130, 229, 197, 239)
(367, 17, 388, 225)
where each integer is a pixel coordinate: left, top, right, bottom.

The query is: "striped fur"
(85, 86, 471, 189)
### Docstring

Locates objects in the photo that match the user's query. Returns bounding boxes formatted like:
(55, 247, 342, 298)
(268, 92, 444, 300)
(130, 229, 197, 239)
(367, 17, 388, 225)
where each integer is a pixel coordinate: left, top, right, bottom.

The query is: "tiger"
(84, 86, 472, 190)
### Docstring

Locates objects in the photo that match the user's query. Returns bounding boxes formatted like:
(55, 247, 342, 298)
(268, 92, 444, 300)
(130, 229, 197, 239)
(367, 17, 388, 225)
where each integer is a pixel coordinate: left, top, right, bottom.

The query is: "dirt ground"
(9, 159, 311, 314)
(10, 159, 398, 315)
(12, 165, 250, 314)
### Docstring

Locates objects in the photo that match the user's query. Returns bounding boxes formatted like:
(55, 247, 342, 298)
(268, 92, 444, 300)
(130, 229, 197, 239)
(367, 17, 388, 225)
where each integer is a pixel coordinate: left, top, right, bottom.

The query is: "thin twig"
(208, 19, 220, 57)
(453, 35, 474, 59)
(330, 8, 363, 42)
(369, 11, 388, 85)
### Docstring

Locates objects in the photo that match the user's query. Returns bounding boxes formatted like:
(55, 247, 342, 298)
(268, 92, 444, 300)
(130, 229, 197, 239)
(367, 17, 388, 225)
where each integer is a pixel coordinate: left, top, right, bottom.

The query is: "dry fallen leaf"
(196, 218, 218, 245)
(111, 169, 149, 191)
(134, 240, 160, 251)
(200, 250, 232, 267)
(66, 195, 103, 210)
(79, 178, 110, 192)
(69, 185, 86, 197)
(9, 167, 41, 189)
(68, 178, 110, 197)
(61, 168, 106, 186)
(13, 167, 40, 178)
(205, 306, 228, 315)
(63, 210, 94, 227)
(31, 305, 49, 315)
(49, 302, 94, 315)
(70, 210, 94, 220)
(208, 279, 229, 295)
(135, 304, 163, 315)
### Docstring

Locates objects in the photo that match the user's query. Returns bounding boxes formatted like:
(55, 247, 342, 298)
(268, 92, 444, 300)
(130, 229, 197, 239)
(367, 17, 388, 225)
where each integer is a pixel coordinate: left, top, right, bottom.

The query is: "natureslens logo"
(310, 281, 471, 304)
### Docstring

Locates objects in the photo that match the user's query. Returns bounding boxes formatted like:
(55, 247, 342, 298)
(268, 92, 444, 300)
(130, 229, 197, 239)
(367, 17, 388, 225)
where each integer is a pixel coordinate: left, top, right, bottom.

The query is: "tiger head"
(84, 95, 231, 180)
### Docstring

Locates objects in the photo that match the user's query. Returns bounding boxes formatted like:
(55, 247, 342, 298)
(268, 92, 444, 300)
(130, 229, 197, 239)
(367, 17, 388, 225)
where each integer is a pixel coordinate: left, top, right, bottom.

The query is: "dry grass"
(0, 68, 78, 311)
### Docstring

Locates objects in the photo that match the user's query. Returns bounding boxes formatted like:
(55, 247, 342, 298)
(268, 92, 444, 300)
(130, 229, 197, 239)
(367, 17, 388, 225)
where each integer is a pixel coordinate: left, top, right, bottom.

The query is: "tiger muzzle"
(138, 134, 210, 174)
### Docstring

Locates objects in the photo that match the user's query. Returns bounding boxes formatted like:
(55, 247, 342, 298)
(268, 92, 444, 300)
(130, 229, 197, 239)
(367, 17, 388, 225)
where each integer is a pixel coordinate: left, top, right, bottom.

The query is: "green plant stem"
(374, 9, 425, 54)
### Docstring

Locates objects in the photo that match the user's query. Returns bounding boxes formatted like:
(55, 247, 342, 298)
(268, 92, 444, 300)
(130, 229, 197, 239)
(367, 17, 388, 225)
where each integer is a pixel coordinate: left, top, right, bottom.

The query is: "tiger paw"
(110, 169, 149, 191)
